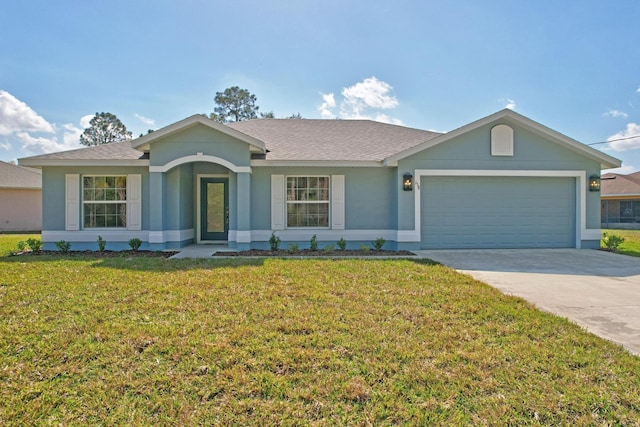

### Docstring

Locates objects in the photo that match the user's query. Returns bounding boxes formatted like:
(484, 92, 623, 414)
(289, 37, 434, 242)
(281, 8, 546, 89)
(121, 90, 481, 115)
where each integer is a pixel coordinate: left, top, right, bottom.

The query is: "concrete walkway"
(416, 249, 640, 356)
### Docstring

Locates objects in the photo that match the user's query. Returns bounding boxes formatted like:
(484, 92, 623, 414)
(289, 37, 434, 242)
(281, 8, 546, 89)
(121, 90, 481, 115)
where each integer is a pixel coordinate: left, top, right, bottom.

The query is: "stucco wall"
(0, 188, 42, 231)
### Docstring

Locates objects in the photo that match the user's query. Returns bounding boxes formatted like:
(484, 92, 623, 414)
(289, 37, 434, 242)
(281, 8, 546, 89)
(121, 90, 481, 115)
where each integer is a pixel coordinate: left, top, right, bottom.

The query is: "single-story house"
(601, 171, 640, 229)
(0, 160, 42, 232)
(18, 109, 620, 251)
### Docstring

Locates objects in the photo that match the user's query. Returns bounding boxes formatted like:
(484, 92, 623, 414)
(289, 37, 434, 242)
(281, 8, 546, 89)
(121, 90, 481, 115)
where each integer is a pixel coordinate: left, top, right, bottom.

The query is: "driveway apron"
(416, 249, 640, 356)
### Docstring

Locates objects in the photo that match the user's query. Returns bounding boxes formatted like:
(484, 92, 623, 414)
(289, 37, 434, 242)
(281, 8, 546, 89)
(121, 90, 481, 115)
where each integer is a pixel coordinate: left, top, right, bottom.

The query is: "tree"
(211, 86, 259, 123)
(80, 112, 132, 146)
(287, 112, 303, 119)
(260, 111, 275, 119)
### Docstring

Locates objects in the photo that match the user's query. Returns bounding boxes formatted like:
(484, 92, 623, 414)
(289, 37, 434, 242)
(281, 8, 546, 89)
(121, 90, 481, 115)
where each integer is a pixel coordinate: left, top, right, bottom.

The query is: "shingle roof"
(0, 160, 42, 189)
(602, 172, 640, 196)
(19, 140, 146, 161)
(227, 119, 442, 161)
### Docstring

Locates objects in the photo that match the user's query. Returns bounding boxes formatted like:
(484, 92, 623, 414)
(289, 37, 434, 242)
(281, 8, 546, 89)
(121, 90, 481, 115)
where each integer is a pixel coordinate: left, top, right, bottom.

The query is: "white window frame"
(82, 175, 128, 229)
(285, 175, 331, 229)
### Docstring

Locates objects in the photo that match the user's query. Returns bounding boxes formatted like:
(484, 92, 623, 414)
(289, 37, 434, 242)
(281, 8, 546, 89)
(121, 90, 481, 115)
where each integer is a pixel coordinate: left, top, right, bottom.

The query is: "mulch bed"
(11, 250, 178, 258)
(214, 249, 415, 257)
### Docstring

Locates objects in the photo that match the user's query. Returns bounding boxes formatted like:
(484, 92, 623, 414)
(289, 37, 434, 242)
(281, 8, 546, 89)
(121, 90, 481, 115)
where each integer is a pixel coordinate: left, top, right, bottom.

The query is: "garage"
(421, 176, 576, 249)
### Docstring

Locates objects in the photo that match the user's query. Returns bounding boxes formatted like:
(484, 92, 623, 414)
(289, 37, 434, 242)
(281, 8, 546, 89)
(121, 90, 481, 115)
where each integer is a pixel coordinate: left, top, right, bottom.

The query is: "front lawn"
(1, 254, 639, 424)
(603, 229, 640, 257)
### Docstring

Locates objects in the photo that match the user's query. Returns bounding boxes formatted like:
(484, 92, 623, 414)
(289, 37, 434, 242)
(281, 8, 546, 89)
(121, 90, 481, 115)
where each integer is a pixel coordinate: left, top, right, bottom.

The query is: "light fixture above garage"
(403, 173, 413, 191)
(589, 174, 601, 192)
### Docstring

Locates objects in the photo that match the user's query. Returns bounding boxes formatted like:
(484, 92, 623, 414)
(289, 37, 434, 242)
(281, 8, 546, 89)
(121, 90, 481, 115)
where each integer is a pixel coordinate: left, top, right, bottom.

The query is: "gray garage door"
(421, 176, 576, 249)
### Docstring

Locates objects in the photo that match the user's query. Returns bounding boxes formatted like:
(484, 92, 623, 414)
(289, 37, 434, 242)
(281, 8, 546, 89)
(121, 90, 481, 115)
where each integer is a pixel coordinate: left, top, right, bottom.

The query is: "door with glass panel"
(200, 178, 229, 241)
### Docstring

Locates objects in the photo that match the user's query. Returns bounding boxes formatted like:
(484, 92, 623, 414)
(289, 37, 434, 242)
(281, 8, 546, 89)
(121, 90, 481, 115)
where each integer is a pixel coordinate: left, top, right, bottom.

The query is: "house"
(0, 160, 42, 232)
(601, 171, 640, 229)
(18, 109, 620, 251)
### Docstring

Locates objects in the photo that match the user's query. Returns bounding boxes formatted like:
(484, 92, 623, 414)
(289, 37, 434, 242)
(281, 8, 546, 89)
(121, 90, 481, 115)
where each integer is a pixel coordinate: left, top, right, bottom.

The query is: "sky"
(1, 0, 640, 172)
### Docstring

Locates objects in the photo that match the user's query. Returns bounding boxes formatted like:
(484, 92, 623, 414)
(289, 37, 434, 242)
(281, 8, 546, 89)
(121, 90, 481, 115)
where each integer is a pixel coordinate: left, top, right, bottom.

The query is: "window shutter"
(271, 175, 285, 230)
(65, 174, 80, 231)
(127, 174, 142, 231)
(331, 175, 345, 230)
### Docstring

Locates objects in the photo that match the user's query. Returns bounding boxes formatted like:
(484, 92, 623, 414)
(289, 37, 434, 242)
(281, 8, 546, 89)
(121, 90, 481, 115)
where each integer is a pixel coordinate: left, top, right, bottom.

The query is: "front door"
(200, 178, 229, 241)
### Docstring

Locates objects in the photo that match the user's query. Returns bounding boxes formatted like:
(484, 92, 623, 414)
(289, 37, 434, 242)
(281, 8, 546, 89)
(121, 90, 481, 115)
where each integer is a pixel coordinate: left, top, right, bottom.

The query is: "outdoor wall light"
(589, 174, 601, 192)
(403, 173, 413, 191)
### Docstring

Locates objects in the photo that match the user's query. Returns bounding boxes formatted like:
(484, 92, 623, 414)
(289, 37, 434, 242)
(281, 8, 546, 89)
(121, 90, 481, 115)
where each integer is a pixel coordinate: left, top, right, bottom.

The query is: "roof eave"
(132, 115, 267, 153)
(251, 159, 385, 168)
(18, 159, 150, 168)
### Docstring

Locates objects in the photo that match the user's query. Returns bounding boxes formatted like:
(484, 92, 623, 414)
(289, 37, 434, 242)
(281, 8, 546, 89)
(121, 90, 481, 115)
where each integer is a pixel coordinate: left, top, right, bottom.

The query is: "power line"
(587, 135, 640, 146)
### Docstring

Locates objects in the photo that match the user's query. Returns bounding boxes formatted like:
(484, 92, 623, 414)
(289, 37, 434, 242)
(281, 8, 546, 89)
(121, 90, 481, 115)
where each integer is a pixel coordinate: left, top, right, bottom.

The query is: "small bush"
(16, 241, 27, 252)
(55, 240, 71, 253)
(324, 244, 335, 253)
(269, 232, 281, 251)
(128, 238, 142, 252)
(310, 234, 318, 251)
(337, 238, 347, 251)
(288, 243, 299, 254)
(359, 244, 371, 252)
(372, 237, 386, 251)
(26, 238, 42, 252)
(97, 235, 106, 252)
(602, 232, 625, 252)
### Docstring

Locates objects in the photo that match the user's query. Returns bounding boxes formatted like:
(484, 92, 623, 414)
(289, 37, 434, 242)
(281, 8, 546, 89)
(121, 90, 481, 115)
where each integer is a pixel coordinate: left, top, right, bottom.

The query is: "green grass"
(1, 250, 639, 424)
(0, 233, 40, 256)
(602, 229, 640, 257)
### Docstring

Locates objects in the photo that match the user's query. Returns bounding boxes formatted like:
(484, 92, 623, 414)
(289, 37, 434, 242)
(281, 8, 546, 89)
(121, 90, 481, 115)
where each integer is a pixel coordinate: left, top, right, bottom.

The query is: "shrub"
(372, 237, 386, 251)
(288, 243, 299, 254)
(26, 238, 42, 252)
(55, 240, 71, 253)
(602, 232, 625, 252)
(310, 234, 318, 251)
(269, 232, 281, 251)
(324, 243, 335, 253)
(97, 235, 106, 252)
(128, 238, 142, 252)
(16, 241, 27, 252)
(337, 238, 347, 251)
(359, 244, 371, 252)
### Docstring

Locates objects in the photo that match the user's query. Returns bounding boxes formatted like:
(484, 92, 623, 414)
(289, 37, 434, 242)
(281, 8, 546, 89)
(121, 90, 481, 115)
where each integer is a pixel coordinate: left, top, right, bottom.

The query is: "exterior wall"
(0, 188, 42, 231)
(397, 121, 602, 248)
(149, 125, 251, 167)
(250, 166, 396, 231)
(40, 166, 149, 250)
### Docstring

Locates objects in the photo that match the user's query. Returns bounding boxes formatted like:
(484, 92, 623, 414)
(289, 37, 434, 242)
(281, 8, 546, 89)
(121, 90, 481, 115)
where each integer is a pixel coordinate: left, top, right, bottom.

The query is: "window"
(83, 176, 127, 228)
(286, 176, 329, 227)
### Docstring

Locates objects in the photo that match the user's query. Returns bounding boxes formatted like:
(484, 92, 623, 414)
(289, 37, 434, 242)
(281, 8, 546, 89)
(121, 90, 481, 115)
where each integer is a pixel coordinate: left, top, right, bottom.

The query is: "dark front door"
(201, 178, 229, 241)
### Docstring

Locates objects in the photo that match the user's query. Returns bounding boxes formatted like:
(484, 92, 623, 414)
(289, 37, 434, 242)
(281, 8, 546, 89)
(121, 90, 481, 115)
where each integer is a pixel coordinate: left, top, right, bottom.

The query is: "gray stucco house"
(19, 109, 620, 251)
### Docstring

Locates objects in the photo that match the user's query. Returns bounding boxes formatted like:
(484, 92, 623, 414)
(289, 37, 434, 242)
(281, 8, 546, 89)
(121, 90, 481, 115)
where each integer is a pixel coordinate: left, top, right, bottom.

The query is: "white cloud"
(603, 109, 628, 119)
(607, 122, 640, 151)
(80, 114, 93, 129)
(602, 164, 637, 174)
(318, 77, 403, 124)
(134, 113, 156, 127)
(318, 93, 336, 119)
(504, 98, 516, 110)
(0, 90, 55, 135)
(0, 141, 11, 151)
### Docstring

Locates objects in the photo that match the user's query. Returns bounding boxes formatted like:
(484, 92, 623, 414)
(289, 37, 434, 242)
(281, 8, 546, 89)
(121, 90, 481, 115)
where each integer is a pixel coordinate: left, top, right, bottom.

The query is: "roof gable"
(132, 114, 266, 153)
(385, 109, 621, 169)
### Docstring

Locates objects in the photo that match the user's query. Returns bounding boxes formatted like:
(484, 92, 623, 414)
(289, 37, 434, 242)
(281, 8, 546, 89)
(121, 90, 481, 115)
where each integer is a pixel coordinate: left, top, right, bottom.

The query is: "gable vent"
(491, 124, 514, 156)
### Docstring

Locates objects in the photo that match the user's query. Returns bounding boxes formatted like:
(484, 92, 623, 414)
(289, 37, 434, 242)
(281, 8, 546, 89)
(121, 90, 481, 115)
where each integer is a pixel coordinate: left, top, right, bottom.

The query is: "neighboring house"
(601, 171, 640, 229)
(0, 160, 42, 232)
(18, 109, 620, 251)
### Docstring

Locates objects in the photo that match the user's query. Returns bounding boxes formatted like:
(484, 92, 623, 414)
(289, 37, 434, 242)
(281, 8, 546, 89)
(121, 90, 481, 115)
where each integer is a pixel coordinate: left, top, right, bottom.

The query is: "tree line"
(80, 87, 301, 146)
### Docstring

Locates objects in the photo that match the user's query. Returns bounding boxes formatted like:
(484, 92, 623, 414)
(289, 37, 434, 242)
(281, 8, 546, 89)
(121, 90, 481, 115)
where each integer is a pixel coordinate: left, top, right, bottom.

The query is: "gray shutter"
(271, 175, 285, 230)
(65, 174, 80, 231)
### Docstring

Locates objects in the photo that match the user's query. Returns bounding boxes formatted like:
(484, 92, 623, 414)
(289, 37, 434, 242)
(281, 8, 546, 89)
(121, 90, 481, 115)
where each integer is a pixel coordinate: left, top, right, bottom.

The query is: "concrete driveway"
(416, 249, 640, 356)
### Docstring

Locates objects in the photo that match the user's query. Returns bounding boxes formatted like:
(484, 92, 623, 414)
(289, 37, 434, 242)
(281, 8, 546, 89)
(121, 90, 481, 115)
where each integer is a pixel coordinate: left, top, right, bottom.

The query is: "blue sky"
(1, 0, 639, 172)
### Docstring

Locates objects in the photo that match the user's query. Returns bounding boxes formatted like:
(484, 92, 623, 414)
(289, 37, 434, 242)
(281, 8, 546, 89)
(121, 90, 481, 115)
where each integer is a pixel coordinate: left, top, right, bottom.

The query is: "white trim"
(43, 230, 149, 243)
(126, 174, 142, 231)
(196, 174, 230, 244)
(271, 175, 285, 230)
(19, 159, 149, 167)
(413, 169, 599, 248)
(236, 231, 251, 243)
(148, 228, 195, 244)
(251, 160, 383, 168)
(150, 153, 251, 173)
(331, 175, 345, 230)
(491, 124, 514, 156)
(251, 229, 398, 242)
(602, 194, 640, 198)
